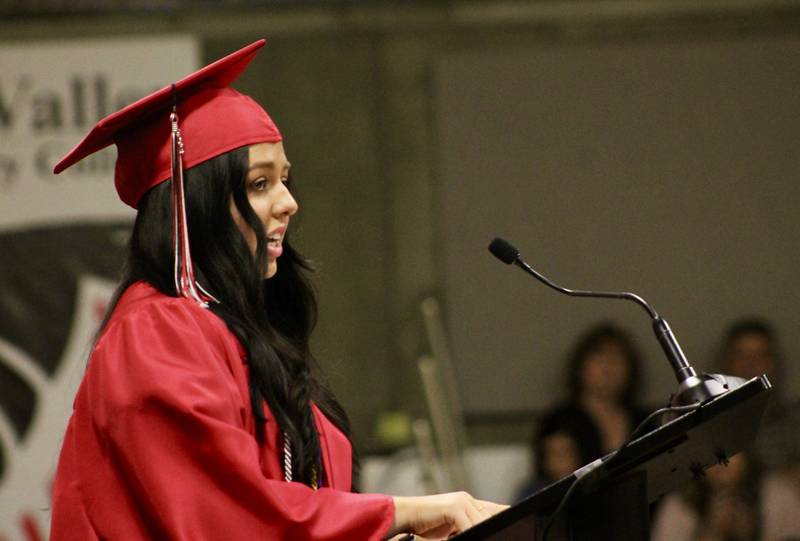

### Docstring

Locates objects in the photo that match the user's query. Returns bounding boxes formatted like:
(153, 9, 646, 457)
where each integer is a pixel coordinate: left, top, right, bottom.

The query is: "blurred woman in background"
(517, 322, 647, 499)
(561, 322, 647, 454)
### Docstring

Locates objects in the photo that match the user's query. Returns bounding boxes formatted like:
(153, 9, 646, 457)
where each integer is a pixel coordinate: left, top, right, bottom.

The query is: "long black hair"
(100, 145, 352, 488)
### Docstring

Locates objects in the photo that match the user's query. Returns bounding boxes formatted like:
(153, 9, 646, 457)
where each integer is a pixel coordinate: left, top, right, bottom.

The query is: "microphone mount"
(488, 237, 743, 406)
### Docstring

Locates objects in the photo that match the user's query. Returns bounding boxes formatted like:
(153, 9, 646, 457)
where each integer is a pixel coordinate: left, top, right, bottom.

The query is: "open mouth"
(266, 235, 283, 259)
(266, 226, 286, 258)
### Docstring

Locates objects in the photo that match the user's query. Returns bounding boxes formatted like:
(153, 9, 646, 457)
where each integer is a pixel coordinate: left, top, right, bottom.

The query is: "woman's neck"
(580, 393, 620, 413)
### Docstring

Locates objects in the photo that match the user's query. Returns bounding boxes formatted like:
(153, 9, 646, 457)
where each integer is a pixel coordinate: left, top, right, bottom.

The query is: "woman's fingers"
(476, 499, 510, 517)
(464, 503, 485, 527)
(473, 502, 492, 522)
(454, 509, 475, 532)
(465, 498, 507, 527)
(389, 492, 510, 539)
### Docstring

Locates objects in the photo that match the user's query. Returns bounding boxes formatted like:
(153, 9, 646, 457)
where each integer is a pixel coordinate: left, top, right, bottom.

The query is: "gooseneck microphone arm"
(513, 258, 657, 319)
(488, 237, 698, 387)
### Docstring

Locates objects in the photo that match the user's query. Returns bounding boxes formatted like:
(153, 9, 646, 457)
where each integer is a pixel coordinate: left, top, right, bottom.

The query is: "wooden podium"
(452, 375, 772, 541)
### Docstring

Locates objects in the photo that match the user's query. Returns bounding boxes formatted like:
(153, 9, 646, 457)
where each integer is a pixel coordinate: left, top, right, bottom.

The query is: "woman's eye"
(252, 178, 268, 191)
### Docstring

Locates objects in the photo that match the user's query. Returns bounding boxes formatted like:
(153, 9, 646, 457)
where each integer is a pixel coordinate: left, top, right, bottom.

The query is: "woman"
(518, 323, 646, 498)
(561, 321, 647, 454)
(516, 323, 645, 500)
(50, 39, 504, 540)
(516, 407, 603, 500)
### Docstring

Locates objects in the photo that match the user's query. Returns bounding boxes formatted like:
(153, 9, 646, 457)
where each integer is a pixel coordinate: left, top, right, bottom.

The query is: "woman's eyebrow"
(248, 160, 274, 171)
(248, 161, 291, 172)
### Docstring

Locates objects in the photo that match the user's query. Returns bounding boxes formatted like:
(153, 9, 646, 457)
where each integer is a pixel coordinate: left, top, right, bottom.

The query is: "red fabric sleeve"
(77, 298, 394, 540)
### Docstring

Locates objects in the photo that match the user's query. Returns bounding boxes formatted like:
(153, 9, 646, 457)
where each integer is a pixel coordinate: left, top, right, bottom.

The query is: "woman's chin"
(265, 260, 278, 279)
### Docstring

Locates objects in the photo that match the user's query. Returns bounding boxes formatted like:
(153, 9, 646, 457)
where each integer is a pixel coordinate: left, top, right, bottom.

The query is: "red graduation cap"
(55, 39, 281, 307)
(54, 38, 281, 209)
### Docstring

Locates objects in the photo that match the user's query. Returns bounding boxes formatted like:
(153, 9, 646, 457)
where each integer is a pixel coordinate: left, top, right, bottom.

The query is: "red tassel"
(170, 104, 219, 307)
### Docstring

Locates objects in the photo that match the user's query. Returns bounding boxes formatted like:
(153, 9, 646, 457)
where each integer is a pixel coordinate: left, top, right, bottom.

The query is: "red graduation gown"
(51, 281, 394, 540)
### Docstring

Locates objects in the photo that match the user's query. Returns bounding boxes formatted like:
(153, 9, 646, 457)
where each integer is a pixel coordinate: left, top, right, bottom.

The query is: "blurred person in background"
(650, 451, 800, 541)
(717, 318, 800, 477)
(650, 318, 800, 541)
(516, 408, 603, 499)
(561, 322, 648, 453)
(517, 322, 647, 499)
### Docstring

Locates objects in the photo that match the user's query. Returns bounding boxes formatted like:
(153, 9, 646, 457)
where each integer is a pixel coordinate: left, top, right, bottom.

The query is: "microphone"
(488, 238, 519, 265)
(488, 237, 741, 406)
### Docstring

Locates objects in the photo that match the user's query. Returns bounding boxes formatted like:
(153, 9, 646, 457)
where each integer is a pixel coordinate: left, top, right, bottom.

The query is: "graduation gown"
(51, 281, 394, 540)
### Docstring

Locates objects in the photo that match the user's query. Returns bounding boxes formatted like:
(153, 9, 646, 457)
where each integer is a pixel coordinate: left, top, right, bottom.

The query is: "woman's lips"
(267, 225, 285, 259)
(267, 239, 283, 259)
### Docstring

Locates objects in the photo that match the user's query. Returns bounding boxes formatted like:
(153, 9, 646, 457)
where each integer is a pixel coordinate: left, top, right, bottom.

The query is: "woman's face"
(579, 342, 631, 401)
(230, 142, 298, 278)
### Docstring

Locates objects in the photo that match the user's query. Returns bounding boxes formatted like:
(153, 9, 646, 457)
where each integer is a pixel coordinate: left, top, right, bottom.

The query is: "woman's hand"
(388, 492, 508, 540)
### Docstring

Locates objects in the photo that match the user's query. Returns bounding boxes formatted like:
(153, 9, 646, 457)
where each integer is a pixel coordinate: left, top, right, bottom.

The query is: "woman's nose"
(277, 185, 298, 217)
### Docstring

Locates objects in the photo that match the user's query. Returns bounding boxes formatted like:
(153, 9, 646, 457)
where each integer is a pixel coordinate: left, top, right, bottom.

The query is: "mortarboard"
(54, 39, 281, 306)
(54, 38, 281, 208)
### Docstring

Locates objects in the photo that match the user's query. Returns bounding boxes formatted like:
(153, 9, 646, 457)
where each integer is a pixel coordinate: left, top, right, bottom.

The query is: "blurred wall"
(437, 34, 800, 414)
(2, 2, 800, 459)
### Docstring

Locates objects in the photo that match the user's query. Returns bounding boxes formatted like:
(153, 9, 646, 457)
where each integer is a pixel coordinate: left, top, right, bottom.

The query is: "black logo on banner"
(0, 222, 128, 539)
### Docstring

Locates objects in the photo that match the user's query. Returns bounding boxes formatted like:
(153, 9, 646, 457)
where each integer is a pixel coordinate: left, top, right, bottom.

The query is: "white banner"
(0, 35, 199, 541)
(0, 35, 200, 229)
